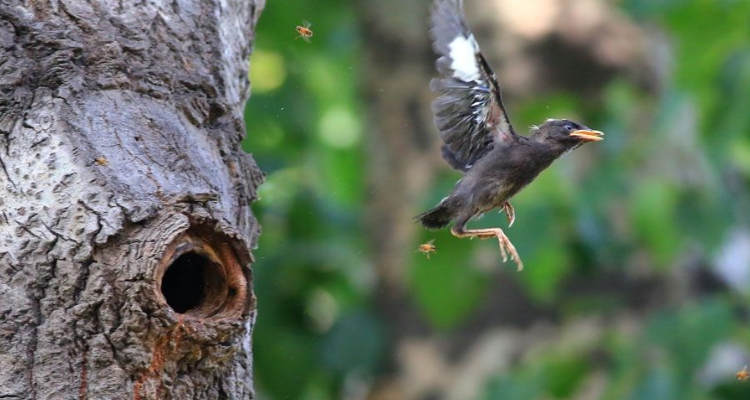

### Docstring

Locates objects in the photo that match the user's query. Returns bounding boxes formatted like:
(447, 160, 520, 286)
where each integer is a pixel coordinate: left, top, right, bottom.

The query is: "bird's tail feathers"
(416, 200, 457, 229)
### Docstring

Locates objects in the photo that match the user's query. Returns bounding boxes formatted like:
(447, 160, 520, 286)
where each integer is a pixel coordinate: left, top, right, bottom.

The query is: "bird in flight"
(417, 0, 604, 271)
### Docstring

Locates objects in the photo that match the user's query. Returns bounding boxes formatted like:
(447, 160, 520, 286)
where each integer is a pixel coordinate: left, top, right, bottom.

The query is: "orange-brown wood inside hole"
(155, 224, 248, 319)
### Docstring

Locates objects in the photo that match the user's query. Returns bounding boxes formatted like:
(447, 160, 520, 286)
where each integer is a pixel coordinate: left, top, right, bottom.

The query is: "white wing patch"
(448, 35, 480, 82)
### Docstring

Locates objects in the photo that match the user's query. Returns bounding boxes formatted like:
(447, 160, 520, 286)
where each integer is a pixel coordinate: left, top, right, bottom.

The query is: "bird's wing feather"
(429, 0, 516, 172)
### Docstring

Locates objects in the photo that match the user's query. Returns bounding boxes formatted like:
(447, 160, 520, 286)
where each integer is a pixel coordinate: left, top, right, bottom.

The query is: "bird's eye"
(565, 124, 574, 132)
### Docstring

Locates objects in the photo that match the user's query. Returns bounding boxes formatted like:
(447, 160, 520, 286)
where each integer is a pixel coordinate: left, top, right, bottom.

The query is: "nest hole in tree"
(156, 226, 247, 319)
(161, 252, 215, 313)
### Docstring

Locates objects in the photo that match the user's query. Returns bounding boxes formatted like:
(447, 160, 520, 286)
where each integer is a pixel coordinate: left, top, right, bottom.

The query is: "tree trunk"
(0, 1, 264, 399)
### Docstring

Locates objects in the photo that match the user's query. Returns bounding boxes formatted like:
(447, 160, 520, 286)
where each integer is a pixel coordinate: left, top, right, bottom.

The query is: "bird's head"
(531, 119, 604, 150)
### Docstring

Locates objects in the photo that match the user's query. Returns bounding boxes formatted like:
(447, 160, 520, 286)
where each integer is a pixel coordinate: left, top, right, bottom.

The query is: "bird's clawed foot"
(451, 226, 524, 271)
(502, 202, 515, 227)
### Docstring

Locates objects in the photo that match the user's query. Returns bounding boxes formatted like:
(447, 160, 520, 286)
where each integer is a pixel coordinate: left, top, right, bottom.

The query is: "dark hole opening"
(161, 252, 211, 313)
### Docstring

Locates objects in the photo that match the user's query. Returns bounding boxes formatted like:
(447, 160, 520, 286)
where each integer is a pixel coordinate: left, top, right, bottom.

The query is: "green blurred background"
(243, 0, 750, 399)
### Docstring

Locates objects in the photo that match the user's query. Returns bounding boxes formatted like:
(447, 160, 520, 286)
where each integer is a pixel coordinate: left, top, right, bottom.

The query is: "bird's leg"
(502, 202, 515, 227)
(451, 226, 524, 271)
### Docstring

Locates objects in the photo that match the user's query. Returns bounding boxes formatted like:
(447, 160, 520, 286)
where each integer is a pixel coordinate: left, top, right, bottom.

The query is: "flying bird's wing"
(430, 0, 516, 172)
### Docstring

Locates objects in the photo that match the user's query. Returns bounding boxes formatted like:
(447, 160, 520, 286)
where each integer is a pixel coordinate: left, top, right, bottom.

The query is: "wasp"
(295, 21, 313, 42)
(417, 239, 437, 259)
(737, 365, 749, 381)
(94, 157, 108, 166)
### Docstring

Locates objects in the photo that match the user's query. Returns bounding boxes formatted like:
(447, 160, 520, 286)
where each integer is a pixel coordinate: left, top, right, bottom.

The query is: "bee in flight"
(737, 365, 749, 381)
(295, 21, 313, 42)
(94, 157, 108, 166)
(417, 239, 437, 259)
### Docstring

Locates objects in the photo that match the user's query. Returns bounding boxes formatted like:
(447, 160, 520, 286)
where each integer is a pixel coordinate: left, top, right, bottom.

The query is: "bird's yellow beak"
(570, 129, 604, 142)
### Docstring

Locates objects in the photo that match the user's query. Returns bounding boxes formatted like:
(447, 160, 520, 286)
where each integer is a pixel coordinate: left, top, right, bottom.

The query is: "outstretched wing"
(430, 0, 516, 172)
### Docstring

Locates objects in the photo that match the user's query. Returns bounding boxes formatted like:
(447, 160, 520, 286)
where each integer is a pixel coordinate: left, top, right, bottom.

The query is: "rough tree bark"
(0, 1, 264, 399)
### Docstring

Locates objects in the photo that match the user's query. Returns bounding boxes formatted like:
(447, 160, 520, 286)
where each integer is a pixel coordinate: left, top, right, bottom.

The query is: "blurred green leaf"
(630, 179, 680, 269)
(320, 310, 384, 374)
(646, 299, 735, 375)
(409, 229, 491, 329)
(483, 368, 546, 400)
(546, 356, 590, 398)
(254, 328, 316, 399)
(629, 367, 679, 400)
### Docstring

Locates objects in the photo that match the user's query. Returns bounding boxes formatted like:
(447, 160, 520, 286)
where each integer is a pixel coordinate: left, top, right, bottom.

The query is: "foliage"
(243, 0, 750, 398)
